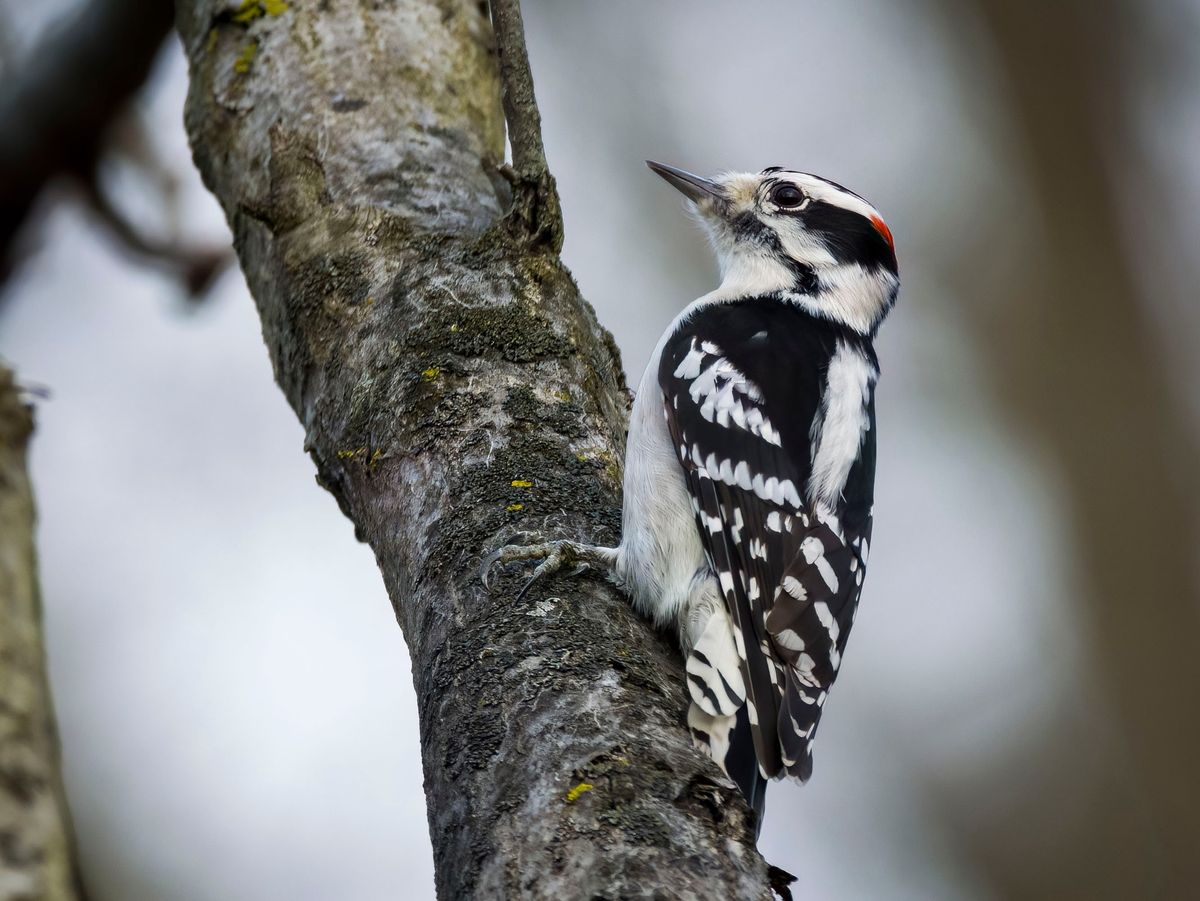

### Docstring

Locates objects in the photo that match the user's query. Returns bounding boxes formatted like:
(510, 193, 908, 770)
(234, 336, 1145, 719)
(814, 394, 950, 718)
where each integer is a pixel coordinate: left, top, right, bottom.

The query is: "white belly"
(615, 332, 711, 631)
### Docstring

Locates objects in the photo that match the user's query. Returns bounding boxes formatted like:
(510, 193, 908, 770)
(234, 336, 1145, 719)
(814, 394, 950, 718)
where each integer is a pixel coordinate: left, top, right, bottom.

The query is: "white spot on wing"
(816, 558, 839, 592)
(672, 339, 783, 447)
(775, 629, 806, 651)
(813, 601, 840, 643)
(801, 536, 824, 564)
(733, 461, 753, 490)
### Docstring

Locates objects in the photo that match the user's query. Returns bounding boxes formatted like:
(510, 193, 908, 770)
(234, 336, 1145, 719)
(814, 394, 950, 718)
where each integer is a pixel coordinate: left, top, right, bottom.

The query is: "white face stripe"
(714, 170, 887, 226)
(779, 173, 885, 224)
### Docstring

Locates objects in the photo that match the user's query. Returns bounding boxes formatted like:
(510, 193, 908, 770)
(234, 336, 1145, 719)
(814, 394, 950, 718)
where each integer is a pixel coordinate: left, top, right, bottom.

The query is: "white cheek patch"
(775, 225, 838, 269)
(788, 264, 899, 336)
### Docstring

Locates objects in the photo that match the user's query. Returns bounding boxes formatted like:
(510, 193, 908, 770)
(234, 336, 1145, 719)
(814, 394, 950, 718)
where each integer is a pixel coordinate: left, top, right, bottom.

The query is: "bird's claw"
(479, 533, 536, 590)
(481, 539, 584, 598)
(514, 545, 578, 601)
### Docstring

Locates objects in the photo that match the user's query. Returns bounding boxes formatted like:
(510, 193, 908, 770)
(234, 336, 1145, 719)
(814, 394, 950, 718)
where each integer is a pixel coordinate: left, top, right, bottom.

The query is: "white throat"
(707, 248, 796, 302)
(701, 252, 897, 336)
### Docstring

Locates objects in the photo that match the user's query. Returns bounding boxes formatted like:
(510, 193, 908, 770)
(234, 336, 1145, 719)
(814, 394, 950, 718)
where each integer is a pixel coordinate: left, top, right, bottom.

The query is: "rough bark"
(0, 368, 84, 901)
(177, 1, 771, 897)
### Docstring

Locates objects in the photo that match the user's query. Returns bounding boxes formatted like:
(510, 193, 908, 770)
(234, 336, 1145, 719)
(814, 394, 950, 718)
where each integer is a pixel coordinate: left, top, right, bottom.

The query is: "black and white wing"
(659, 298, 876, 790)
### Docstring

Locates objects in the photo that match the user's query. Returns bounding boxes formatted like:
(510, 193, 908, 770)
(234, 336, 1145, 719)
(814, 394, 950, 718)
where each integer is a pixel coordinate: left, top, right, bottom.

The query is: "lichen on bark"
(177, 0, 773, 896)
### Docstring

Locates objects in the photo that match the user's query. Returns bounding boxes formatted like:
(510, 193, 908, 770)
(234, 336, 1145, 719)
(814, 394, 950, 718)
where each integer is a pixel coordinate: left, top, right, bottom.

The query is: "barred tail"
(688, 702, 768, 836)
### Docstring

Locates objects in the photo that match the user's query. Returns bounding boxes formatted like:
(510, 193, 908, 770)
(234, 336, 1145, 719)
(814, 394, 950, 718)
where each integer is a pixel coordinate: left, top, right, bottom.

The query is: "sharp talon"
(479, 551, 500, 590)
(515, 574, 539, 602)
(516, 554, 554, 600)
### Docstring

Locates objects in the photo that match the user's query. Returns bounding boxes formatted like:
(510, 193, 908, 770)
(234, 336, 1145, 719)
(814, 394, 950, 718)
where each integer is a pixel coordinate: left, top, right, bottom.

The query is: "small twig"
(0, 0, 173, 283)
(488, 0, 563, 250)
(81, 169, 232, 300)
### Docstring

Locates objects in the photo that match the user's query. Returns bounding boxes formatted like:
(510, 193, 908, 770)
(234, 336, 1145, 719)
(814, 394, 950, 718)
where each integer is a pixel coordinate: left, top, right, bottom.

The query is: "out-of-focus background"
(2, 1, 1197, 899)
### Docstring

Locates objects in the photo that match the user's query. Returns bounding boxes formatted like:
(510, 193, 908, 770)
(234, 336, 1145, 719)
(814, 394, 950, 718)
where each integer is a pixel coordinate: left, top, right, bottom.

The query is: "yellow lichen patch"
(232, 0, 262, 23)
(505, 503, 524, 512)
(565, 782, 594, 803)
(337, 447, 383, 468)
(575, 447, 620, 484)
(206, 28, 219, 53)
(449, 323, 459, 333)
(233, 0, 289, 23)
(233, 39, 257, 74)
(511, 479, 533, 488)
(553, 389, 571, 403)
(421, 366, 440, 381)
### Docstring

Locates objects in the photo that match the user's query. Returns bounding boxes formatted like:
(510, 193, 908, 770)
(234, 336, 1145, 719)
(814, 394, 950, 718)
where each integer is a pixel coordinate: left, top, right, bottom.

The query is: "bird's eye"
(770, 184, 806, 208)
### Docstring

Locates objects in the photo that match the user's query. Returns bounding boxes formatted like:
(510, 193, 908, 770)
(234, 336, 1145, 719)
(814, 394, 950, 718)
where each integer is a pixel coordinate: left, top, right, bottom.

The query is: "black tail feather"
(726, 703, 769, 836)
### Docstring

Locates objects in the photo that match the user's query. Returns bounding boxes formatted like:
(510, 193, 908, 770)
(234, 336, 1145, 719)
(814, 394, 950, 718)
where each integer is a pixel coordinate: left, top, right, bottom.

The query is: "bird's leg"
(481, 536, 618, 600)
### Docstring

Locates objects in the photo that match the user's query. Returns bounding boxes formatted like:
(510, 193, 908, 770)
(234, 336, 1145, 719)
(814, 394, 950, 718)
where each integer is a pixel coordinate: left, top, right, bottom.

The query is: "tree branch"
(80, 171, 232, 299)
(488, 0, 561, 250)
(0, 368, 86, 901)
(178, 0, 771, 896)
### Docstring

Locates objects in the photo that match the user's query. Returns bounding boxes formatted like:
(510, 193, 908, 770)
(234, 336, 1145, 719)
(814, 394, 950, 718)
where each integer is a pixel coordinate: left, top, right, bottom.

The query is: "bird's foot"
(480, 537, 617, 600)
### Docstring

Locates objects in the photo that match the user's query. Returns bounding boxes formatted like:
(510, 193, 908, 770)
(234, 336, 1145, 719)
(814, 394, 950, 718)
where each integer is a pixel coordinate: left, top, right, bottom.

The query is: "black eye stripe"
(801, 201, 897, 273)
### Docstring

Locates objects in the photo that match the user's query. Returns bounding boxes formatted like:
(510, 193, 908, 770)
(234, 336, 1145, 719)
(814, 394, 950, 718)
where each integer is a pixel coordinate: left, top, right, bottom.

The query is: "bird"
(482, 161, 898, 832)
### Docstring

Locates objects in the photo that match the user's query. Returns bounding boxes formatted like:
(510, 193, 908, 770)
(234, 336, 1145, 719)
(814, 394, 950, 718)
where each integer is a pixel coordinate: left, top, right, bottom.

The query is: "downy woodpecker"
(483, 162, 899, 829)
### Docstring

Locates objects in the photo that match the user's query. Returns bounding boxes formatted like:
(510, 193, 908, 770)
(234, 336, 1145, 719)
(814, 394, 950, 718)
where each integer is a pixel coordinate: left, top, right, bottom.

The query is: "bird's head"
(648, 161, 899, 335)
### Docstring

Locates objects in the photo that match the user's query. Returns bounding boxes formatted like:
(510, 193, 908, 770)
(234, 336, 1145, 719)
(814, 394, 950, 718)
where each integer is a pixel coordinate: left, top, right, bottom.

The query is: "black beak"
(646, 161, 722, 203)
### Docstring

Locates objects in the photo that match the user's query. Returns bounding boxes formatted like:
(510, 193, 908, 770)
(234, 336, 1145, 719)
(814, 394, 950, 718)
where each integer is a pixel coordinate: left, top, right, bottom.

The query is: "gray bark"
(0, 368, 84, 901)
(177, 1, 772, 897)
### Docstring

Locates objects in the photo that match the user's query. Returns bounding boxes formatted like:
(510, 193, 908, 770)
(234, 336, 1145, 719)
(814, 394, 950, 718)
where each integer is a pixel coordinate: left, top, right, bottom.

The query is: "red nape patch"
(870, 215, 895, 253)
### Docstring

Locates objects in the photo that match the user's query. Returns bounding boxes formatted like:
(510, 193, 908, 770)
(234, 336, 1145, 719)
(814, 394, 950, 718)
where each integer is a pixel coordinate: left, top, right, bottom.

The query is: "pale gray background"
(2, 1, 1197, 899)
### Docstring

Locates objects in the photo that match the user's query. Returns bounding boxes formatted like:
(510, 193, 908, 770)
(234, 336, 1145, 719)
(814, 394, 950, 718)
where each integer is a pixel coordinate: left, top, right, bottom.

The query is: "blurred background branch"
(0, 0, 229, 298)
(0, 367, 85, 901)
(927, 1, 1200, 896)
